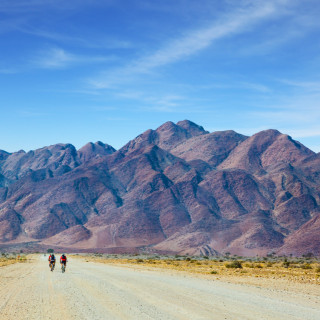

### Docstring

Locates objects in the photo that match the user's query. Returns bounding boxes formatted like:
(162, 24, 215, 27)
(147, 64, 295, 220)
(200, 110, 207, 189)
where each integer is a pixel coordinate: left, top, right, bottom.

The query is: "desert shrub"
(136, 259, 144, 263)
(185, 257, 191, 261)
(282, 261, 290, 268)
(210, 270, 218, 274)
(301, 263, 312, 270)
(18, 255, 27, 262)
(315, 266, 320, 273)
(266, 262, 273, 267)
(203, 256, 209, 259)
(255, 264, 263, 268)
(225, 261, 242, 269)
(244, 263, 254, 268)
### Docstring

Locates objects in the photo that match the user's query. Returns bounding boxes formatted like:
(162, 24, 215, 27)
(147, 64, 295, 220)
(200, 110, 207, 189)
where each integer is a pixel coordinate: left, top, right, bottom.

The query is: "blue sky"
(1, 0, 320, 153)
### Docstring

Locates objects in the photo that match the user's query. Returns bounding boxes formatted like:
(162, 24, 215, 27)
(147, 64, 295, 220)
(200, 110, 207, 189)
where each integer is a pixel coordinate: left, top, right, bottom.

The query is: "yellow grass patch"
(78, 255, 320, 285)
(0, 255, 28, 267)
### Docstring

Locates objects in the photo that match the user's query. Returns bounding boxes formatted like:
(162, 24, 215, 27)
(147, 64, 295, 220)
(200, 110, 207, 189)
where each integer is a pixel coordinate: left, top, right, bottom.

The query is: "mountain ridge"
(0, 120, 319, 256)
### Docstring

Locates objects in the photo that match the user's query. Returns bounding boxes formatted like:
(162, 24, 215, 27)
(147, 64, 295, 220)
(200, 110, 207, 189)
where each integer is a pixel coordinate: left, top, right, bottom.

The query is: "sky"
(1, 0, 320, 153)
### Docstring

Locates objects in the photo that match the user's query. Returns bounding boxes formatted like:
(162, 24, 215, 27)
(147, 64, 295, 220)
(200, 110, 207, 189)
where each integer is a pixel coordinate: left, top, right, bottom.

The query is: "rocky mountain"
(0, 120, 319, 256)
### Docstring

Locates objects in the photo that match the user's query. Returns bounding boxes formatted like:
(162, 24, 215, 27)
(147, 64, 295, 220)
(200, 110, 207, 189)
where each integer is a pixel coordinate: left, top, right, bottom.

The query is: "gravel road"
(0, 255, 319, 320)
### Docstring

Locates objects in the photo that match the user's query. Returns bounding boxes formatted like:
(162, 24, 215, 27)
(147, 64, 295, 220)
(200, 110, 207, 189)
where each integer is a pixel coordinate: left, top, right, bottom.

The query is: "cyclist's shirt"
(49, 255, 56, 262)
(60, 256, 67, 264)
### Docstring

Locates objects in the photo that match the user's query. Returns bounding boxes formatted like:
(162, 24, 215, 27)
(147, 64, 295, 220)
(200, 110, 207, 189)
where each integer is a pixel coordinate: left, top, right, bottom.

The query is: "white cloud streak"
(280, 79, 320, 92)
(18, 27, 132, 50)
(132, 3, 279, 72)
(35, 48, 75, 68)
(33, 47, 115, 69)
(90, 0, 290, 89)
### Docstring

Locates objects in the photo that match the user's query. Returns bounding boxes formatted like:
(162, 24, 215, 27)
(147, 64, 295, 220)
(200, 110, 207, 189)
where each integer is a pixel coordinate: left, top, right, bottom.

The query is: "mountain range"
(1, 120, 319, 256)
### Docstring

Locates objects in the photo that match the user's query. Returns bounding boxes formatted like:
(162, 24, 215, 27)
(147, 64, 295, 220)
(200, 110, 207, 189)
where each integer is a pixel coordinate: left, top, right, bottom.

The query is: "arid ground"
(0, 254, 319, 319)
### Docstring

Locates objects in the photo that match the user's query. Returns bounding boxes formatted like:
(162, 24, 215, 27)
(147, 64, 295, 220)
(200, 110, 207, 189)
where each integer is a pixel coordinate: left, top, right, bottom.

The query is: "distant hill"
(0, 120, 319, 256)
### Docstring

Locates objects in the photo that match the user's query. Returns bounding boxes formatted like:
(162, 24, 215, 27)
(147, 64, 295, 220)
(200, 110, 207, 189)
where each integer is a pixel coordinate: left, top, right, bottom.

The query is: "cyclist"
(60, 254, 67, 271)
(48, 253, 56, 271)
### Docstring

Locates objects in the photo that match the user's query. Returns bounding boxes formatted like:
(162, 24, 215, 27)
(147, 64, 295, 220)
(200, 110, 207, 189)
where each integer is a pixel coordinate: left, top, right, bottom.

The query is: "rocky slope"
(0, 120, 319, 256)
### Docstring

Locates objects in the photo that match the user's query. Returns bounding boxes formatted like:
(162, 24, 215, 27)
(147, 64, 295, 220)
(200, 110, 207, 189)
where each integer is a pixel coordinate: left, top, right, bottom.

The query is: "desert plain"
(0, 253, 319, 320)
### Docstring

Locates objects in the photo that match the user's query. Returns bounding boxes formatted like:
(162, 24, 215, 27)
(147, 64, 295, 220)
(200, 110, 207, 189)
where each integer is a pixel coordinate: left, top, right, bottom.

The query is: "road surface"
(0, 255, 319, 319)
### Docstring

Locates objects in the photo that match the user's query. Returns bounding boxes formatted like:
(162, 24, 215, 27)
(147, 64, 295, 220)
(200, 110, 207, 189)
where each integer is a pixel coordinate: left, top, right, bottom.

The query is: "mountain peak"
(176, 120, 208, 134)
(121, 120, 208, 154)
(0, 150, 11, 161)
(219, 128, 314, 172)
(78, 141, 115, 162)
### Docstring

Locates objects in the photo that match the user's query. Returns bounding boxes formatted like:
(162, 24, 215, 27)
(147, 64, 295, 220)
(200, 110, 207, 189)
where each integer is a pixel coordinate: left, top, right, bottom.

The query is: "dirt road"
(0, 255, 319, 320)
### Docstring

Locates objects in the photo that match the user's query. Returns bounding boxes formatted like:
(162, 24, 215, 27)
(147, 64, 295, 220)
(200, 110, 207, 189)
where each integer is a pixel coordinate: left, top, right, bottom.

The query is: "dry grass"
(0, 254, 28, 267)
(78, 255, 320, 285)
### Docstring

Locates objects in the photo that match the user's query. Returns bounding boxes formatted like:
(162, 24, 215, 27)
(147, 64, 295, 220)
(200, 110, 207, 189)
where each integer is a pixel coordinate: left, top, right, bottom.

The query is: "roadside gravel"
(0, 255, 319, 320)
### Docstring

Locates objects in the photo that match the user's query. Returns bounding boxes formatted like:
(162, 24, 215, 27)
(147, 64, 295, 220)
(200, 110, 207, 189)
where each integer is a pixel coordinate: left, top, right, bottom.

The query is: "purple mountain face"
(0, 120, 319, 256)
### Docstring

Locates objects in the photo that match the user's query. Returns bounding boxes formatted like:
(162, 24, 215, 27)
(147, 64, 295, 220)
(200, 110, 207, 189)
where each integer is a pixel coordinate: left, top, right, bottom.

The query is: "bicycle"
(49, 262, 55, 272)
(61, 263, 66, 273)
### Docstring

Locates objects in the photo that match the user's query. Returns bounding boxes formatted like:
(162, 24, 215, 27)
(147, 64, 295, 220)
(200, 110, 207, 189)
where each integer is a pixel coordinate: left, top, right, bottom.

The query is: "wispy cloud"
(90, 0, 290, 89)
(93, 106, 118, 111)
(33, 47, 115, 69)
(246, 88, 320, 141)
(279, 79, 320, 92)
(116, 90, 207, 113)
(116, 91, 187, 112)
(34, 48, 75, 69)
(133, 4, 277, 71)
(104, 116, 128, 121)
(0, 0, 58, 13)
(19, 27, 132, 50)
(0, 0, 114, 13)
(286, 128, 320, 138)
(144, 95, 186, 112)
(0, 68, 18, 74)
(17, 109, 50, 117)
